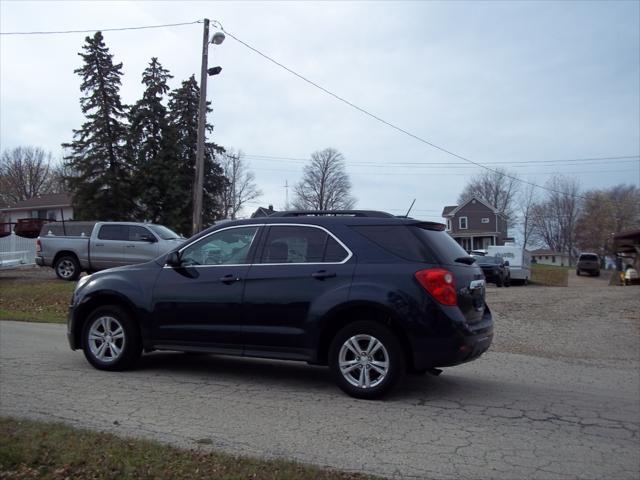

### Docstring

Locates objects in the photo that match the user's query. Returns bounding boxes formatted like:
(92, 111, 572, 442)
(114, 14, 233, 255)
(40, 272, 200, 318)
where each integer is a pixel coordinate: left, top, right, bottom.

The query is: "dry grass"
(530, 265, 569, 287)
(0, 279, 74, 323)
(0, 417, 375, 480)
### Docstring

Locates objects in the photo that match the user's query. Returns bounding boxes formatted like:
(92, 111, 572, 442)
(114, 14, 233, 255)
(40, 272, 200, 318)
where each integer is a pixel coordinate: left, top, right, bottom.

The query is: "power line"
(0, 20, 201, 36)
(213, 20, 613, 200)
(243, 153, 639, 167)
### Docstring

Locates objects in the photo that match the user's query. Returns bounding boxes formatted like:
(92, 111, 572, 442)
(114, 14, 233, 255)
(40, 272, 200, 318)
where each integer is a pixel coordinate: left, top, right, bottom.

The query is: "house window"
(459, 217, 468, 229)
(481, 218, 489, 224)
(446, 219, 452, 231)
(552, 256, 556, 263)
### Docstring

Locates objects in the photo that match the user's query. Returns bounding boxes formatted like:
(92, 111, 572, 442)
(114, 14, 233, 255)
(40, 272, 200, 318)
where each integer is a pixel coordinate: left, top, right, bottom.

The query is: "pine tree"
(62, 31, 133, 220)
(128, 57, 175, 223)
(167, 75, 225, 234)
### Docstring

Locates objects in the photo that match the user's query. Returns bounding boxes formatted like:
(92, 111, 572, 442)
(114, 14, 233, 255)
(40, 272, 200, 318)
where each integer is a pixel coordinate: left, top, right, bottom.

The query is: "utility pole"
(284, 179, 289, 210)
(192, 18, 210, 235)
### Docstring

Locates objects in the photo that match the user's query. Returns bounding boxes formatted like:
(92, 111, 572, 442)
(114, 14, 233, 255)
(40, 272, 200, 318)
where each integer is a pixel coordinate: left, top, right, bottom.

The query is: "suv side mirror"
(141, 234, 157, 243)
(166, 251, 181, 267)
(504, 261, 510, 267)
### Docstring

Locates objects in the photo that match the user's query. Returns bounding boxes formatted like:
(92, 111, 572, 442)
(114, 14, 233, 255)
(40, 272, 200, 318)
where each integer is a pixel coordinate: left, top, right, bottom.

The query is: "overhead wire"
(0, 20, 201, 35)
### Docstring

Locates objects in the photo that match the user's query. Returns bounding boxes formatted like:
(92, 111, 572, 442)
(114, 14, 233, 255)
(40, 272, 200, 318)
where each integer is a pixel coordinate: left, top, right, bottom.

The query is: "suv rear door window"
(580, 254, 598, 262)
(258, 226, 348, 263)
(97, 225, 128, 241)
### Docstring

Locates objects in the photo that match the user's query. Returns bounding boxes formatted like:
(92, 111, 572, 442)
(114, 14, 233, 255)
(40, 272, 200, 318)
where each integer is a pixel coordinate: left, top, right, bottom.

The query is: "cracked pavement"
(1, 275, 639, 479)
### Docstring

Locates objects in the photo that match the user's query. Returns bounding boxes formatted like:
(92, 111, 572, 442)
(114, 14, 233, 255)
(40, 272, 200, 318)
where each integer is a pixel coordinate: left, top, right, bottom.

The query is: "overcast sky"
(1, 0, 639, 222)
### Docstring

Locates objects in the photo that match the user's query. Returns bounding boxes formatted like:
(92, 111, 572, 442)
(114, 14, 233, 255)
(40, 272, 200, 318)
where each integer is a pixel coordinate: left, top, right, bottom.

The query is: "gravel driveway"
(1, 272, 639, 479)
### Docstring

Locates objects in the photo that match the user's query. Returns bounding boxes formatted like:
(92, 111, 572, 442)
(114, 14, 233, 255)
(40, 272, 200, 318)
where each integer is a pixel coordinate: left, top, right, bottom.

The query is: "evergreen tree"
(62, 32, 133, 220)
(128, 57, 176, 223)
(167, 75, 225, 234)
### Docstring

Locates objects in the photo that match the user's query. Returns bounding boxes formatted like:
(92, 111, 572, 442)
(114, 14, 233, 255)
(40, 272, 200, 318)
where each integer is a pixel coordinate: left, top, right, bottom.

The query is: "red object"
(36, 238, 42, 254)
(14, 218, 48, 239)
(415, 268, 457, 306)
(0, 223, 11, 238)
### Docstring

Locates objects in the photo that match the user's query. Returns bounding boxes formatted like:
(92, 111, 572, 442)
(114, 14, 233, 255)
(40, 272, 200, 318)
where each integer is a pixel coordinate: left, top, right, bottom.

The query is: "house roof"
(0, 193, 72, 212)
(442, 205, 457, 217)
(250, 205, 278, 218)
(442, 196, 506, 218)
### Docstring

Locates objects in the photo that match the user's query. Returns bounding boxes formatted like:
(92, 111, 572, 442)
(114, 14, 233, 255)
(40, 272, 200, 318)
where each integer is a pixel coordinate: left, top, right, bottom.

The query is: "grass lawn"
(0, 279, 74, 323)
(531, 264, 569, 286)
(0, 417, 374, 480)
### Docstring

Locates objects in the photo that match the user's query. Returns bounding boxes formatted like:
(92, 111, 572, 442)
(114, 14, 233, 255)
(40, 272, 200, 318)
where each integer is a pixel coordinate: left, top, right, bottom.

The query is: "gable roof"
(443, 196, 504, 218)
(441, 205, 457, 217)
(0, 193, 72, 212)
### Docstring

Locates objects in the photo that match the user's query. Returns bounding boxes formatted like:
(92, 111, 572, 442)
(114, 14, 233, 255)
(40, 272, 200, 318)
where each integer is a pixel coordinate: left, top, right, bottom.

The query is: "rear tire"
(496, 275, 503, 287)
(504, 275, 511, 287)
(329, 321, 405, 399)
(54, 255, 80, 281)
(82, 305, 141, 371)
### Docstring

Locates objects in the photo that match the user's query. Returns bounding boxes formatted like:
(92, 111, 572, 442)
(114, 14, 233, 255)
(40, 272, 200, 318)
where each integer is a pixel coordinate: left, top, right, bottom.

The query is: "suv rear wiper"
(455, 256, 476, 265)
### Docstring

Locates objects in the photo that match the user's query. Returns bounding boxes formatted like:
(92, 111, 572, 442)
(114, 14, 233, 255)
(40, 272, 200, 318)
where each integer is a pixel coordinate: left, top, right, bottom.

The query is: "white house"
(0, 193, 73, 224)
(531, 249, 571, 267)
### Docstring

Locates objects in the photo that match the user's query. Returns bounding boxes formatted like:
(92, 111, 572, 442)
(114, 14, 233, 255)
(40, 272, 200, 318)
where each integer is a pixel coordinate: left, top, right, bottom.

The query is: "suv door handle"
(312, 270, 336, 280)
(95, 243, 104, 247)
(219, 274, 241, 285)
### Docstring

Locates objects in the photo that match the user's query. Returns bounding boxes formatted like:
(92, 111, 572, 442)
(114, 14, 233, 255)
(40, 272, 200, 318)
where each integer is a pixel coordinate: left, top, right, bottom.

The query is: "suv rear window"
(579, 254, 598, 262)
(352, 225, 439, 263)
(411, 227, 469, 264)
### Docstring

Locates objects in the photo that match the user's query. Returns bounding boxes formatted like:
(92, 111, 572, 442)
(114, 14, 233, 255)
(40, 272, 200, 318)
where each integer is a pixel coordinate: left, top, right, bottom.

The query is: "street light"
(192, 18, 225, 235)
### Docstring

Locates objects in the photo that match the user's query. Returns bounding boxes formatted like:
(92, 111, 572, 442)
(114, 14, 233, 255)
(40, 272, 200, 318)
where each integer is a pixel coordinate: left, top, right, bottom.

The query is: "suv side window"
(181, 226, 259, 266)
(97, 225, 128, 241)
(258, 226, 348, 264)
(129, 226, 155, 242)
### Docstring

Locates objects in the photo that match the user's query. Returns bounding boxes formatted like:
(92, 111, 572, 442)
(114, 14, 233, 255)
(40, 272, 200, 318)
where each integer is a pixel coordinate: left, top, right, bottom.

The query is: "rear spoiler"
(410, 221, 446, 231)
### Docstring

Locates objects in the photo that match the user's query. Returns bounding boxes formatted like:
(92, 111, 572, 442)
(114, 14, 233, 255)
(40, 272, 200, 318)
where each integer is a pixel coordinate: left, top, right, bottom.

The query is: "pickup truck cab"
(36, 221, 184, 280)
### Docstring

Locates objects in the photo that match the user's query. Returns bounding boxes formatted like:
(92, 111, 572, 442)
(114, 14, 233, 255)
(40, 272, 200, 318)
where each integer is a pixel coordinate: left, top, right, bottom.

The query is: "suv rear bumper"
(412, 328, 493, 369)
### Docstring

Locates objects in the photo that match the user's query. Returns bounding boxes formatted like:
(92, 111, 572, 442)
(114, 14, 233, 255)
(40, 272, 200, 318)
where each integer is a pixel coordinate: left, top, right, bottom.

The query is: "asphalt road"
(1, 320, 638, 479)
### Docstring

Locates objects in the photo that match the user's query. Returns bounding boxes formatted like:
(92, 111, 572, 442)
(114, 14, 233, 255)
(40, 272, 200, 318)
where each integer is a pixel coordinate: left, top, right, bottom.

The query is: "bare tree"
(518, 183, 537, 248)
(292, 148, 356, 210)
(0, 146, 58, 204)
(530, 176, 581, 264)
(575, 184, 640, 256)
(458, 168, 520, 223)
(218, 150, 262, 219)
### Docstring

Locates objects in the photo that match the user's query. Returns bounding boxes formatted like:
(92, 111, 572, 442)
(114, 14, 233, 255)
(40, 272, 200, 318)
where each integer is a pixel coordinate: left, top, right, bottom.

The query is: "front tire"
(82, 305, 141, 371)
(54, 255, 80, 281)
(329, 321, 405, 399)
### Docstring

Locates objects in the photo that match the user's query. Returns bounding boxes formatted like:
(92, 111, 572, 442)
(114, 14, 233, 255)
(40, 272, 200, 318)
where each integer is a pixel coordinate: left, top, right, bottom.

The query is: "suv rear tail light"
(415, 268, 457, 306)
(36, 239, 41, 254)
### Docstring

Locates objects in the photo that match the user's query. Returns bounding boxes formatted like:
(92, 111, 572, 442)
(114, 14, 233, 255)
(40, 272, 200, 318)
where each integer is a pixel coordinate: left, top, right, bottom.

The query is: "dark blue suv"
(68, 211, 493, 399)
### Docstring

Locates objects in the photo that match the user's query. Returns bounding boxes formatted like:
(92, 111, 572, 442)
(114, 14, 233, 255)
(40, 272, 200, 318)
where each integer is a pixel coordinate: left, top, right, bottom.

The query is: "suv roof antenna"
(405, 199, 416, 218)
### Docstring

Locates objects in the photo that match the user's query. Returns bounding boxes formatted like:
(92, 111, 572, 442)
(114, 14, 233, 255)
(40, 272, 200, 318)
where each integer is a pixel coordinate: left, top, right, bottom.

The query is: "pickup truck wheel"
(82, 306, 141, 371)
(54, 255, 80, 281)
(329, 321, 404, 399)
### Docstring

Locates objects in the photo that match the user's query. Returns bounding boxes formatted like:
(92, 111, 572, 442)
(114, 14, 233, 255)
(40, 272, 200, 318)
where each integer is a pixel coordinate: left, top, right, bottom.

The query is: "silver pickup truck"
(36, 221, 185, 280)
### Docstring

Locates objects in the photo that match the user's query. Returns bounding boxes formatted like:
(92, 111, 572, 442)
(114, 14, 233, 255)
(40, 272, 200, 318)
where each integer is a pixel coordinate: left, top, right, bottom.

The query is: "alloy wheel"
(338, 334, 389, 389)
(88, 316, 126, 363)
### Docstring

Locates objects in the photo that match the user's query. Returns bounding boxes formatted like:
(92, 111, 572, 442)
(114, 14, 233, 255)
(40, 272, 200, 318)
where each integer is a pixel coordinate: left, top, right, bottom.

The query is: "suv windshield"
(149, 225, 181, 240)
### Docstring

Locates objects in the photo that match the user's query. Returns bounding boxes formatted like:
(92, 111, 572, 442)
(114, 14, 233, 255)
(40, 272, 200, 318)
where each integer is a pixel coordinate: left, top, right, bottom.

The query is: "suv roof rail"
(271, 210, 395, 218)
